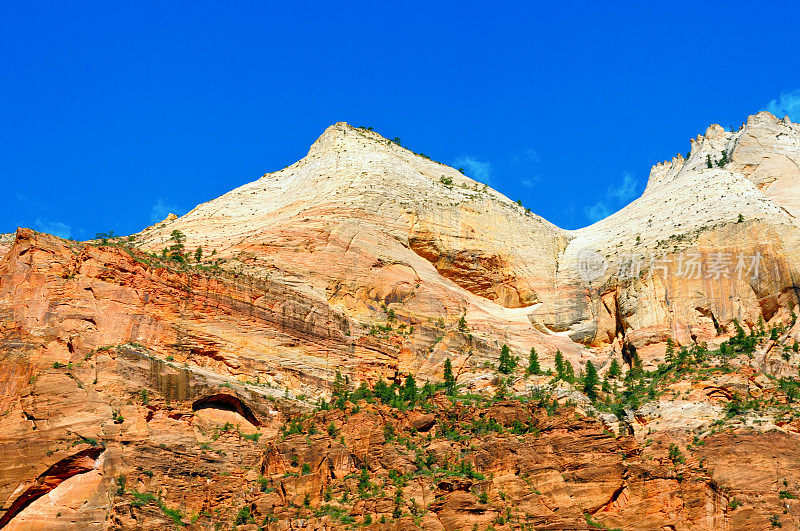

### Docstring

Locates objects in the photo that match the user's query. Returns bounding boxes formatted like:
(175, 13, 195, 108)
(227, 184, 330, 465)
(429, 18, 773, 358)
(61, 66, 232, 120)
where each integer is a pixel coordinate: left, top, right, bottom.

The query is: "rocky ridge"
(2, 112, 800, 529)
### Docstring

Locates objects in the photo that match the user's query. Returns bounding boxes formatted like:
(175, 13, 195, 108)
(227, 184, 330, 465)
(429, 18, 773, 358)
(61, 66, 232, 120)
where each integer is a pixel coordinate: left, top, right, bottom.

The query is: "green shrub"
(498, 345, 518, 374)
(130, 490, 156, 508)
(526, 347, 541, 375)
(583, 361, 599, 401)
(607, 358, 621, 378)
(443, 358, 457, 395)
(234, 506, 254, 525)
(668, 444, 685, 465)
(115, 475, 126, 495)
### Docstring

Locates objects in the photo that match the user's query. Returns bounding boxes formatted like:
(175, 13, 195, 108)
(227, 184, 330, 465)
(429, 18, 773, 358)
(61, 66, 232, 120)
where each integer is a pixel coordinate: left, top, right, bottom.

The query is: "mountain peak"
(642, 112, 800, 198)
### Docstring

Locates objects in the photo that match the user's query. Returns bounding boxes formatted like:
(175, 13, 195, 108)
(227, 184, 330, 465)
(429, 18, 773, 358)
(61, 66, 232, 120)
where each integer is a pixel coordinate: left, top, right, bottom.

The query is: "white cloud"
(150, 198, 182, 224)
(520, 175, 540, 189)
(453, 155, 492, 184)
(524, 148, 540, 163)
(765, 90, 800, 122)
(607, 172, 638, 202)
(510, 148, 541, 165)
(584, 202, 612, 223)
(34, 218, 71, 239)
(584, 172, 641, 223)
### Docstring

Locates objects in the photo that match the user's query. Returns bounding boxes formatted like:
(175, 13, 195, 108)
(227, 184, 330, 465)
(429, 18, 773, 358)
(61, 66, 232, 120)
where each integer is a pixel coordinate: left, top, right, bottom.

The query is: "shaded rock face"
(2, 113, 800, 529)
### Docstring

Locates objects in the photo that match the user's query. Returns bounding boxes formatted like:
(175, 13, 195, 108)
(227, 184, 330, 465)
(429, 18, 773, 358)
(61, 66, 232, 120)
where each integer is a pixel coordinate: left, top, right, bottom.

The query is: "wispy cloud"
(607, 172, 638, 202)
(508, 148, 541, 189)
(524, 148, 540, 163)
(33, 218, 72, 239)
(584, 203, 612, 223)
(150, 198, 183, 224)
(562, 202, 576, 227)
(765, 90, 800, 122)
(584, 172, 640, 223)
(453, 155, 492, 184)
(511, 148, 541, 165)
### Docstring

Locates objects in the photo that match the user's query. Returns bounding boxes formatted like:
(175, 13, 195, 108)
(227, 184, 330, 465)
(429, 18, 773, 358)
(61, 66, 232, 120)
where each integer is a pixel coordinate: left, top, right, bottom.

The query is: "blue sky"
(3, 2, 800, 239)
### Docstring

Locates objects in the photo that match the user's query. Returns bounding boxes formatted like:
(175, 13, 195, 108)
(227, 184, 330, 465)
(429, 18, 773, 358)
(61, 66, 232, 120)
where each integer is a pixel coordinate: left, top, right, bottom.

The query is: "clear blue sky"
(3, 2, 800, 238)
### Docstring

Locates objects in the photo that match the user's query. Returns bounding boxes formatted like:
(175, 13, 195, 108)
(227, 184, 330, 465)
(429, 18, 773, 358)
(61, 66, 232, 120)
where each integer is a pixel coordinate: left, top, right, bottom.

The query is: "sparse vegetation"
(527, 347, 541, 376)
(498, 344, 518, 375)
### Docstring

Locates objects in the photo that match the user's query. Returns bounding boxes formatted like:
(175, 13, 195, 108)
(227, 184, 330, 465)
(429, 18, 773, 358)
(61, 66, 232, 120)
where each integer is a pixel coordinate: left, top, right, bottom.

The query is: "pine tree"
(665, 338, 675, 365)
(194, 246, 203, 262)
(332, 371, 347, 398)
(526, 347, 541, 376)
(402, 374, 418, 403)
(498, 344, 518, 374)
(167, 230, 187, 262)
(443, 358, 456, 395)
(564, 359, 575, 383)
(373, 378, 389, 403)
(554, 351, 565, 379)
(608, 358, 621, 378)
(583, 361, 599, 401)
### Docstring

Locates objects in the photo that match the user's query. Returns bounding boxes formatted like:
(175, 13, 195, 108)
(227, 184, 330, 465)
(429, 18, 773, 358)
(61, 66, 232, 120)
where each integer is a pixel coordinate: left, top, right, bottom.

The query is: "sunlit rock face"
(553, 112, 800, 362)
(137, 114, 800, 367)
(2, 113, 800, 528)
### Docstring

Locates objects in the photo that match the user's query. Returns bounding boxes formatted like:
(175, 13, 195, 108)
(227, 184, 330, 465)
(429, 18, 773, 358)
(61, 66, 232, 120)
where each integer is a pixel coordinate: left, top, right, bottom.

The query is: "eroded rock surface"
(2, 113, 800, 529)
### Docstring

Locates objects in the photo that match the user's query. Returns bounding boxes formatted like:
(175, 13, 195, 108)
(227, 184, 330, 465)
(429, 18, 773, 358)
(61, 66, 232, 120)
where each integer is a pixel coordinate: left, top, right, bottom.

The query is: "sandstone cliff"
(2, 113, 800, 529)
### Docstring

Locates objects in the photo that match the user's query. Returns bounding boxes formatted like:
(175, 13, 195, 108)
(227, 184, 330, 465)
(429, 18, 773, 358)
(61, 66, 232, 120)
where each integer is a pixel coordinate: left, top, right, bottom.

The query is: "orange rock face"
(2, 114, 800, 529)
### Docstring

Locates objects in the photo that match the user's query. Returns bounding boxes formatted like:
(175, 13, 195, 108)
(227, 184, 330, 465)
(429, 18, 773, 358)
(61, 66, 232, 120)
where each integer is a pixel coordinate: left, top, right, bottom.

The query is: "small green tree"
(601, 375, 611, 393)
(498, 345, 518, 374)
(526, 347, 541, 376)
(194, 246, 202, 261)
(607, 358, 621, 378)
(716, 149, 728, 167)
(668, 443, 685, 464)
(95, 231, 116, 245)
(402, 374, 418, 403)
(664, 338, 675, 365)
(583, 361, 599, 401)
(331, 371, 347, 400)
(166, 230, 187, 262)
(563, 359, 575, 383)
(554, 351, 565, 379)
(443, 358, 456, 395)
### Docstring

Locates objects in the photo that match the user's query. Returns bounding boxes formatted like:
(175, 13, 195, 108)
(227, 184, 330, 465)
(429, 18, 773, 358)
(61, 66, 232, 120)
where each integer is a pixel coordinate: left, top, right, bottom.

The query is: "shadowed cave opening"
(191, 393, 261, 427)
